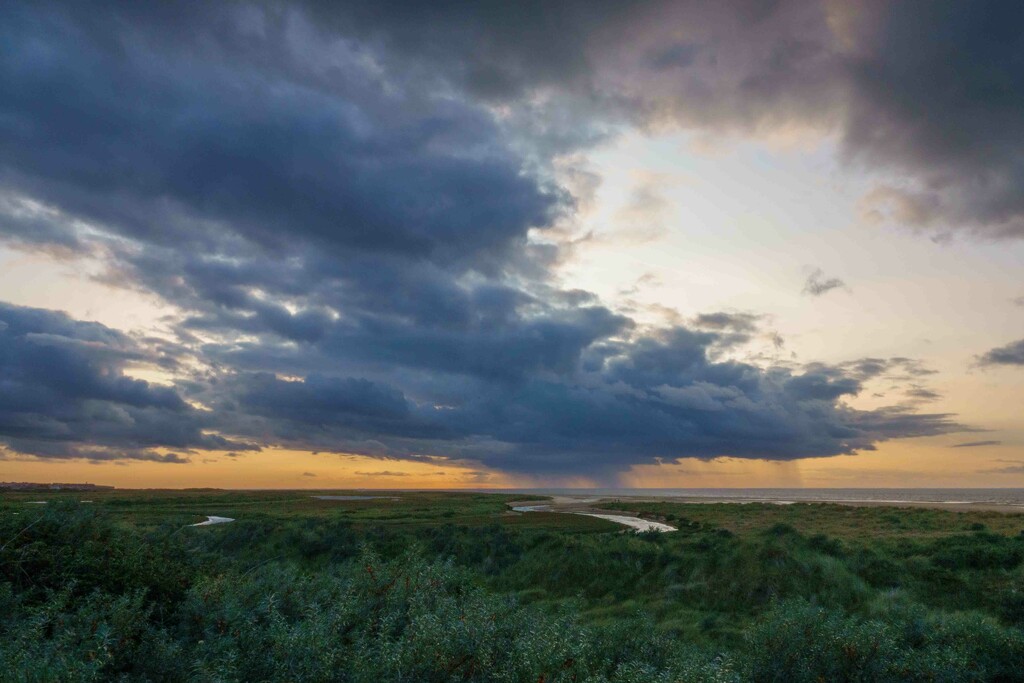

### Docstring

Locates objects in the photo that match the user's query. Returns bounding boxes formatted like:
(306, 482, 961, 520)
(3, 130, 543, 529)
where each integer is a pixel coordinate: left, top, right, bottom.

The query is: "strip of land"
(510, 493, 1024, 516)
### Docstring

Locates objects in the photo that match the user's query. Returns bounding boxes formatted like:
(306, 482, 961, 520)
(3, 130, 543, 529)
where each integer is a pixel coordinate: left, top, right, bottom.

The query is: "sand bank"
(191, 516, 234, 526)
(511, 503, 676, 532)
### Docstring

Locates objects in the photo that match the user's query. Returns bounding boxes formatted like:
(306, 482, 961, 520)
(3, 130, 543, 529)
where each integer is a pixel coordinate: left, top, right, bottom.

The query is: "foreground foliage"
(2, 497, 1024, 681)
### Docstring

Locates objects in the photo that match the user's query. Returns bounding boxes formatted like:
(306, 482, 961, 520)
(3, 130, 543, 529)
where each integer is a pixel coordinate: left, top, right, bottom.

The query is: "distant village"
(0, 482, 114, 491)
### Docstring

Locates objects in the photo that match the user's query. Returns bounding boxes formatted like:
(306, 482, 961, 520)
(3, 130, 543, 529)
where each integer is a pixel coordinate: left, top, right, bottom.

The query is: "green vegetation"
(2, 491, 1024, 681)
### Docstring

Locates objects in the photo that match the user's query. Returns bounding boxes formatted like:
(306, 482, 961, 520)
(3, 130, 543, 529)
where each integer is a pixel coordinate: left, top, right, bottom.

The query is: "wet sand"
(574, 512, 676, 532)
(191, 515, 235, 526)
(510, 501, 676, 532)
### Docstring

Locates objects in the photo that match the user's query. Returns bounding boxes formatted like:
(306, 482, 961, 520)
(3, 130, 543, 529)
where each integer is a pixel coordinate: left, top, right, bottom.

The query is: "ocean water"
(486, 488, 1024, 507)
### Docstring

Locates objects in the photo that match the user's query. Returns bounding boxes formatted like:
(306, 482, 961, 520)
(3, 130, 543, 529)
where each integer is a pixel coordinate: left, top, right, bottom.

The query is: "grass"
(0, 488, 618, 532)
(595, 500, 1024, 539)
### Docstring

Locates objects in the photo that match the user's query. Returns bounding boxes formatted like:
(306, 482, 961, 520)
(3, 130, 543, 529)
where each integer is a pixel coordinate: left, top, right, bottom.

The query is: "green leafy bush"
(3, 501, 1024, 681)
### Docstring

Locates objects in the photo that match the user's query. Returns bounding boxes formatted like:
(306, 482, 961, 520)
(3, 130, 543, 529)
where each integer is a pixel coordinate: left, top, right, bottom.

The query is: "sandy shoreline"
(510, 494, 1024, 515)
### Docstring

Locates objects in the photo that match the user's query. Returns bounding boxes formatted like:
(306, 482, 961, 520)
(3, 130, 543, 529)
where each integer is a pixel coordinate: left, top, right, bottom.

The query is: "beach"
(506, 490, 1024, 515)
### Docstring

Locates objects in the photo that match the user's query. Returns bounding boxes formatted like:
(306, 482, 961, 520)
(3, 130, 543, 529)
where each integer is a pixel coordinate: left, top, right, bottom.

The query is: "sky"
(0, 0, 1022, 489)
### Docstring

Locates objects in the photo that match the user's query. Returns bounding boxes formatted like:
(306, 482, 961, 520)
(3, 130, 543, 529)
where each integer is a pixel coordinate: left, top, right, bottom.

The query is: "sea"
(477, 488, 1024, 508)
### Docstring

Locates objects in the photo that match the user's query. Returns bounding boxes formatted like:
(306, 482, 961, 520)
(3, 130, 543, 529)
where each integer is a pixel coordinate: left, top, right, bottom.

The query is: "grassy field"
(3, 489, 1024, 681)
(0, 488, 617, 531)
(597, 499, 1024, 538)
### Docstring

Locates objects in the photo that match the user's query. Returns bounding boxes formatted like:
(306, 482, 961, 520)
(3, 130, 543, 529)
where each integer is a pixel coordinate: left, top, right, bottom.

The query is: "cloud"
(0, 303, 255, 462)
(305, 0, 1024, 239)
(0, 6, 564, 334)
(978, 461, 1024, 475)
(608, 174, 673, 243)
(840, 2, 1024, 239)
(0, 309, 968, 483)
(0, 1, 975, 480)
(230, 374, 441, 439)
(354, 471, 410, 477)
(692, 312, 761, 334)
(977, 339, 1024, 367)
(952, 440, 1001, 448)
(0, 446, 191, 464)
(301, 472, 317, 477)
(8, 1, 1019, 244)
(690, 312, 766, 351)
(130, 452, 190, 464)
(802, 269, 848, 297)
(837, 357, 937, 382)
(904, 386, 940, 402)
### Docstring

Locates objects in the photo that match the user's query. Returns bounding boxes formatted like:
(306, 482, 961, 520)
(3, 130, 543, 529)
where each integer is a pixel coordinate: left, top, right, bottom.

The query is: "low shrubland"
(2, 497, 1023, 681)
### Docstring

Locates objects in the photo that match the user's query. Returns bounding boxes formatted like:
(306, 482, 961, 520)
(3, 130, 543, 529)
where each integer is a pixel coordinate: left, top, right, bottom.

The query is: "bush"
(745, 599, 1024, 682)
(4, 503, 1024, 681)
(930, 533, 1024, 571)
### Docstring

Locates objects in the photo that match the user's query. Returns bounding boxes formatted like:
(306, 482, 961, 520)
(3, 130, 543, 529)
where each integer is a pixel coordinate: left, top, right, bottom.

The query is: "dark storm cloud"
(301, 0, 636, 102)
(977, 339, 1024, 367)
(802, 269, 847, 297)
(178, 323, 962, 478)
(430, 328, 961, 476)
(844, 1, 1024, 238)
(3, 0, 1018, 249)
(0, 1, 975, 477)
(225, 372, 452, 442)
(219, 1, 1024, 239)
(0, 3, 560, 270)
(292, 0, 1024, 238)
(0, 303, 254, 462)
(661, 0, 1024, 239)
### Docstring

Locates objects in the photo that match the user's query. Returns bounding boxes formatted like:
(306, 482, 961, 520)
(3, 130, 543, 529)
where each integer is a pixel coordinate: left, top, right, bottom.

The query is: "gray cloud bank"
(978, 340, 1024, 367)
(295, 0, 1024, 239)
(0, 1, 986, 479)
(0, 303, 255, 462)
(0, 297, 963, 478)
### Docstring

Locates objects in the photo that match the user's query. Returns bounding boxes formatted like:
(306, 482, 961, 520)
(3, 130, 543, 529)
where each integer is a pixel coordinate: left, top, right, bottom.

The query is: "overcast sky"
(1, 1, 1022, 488)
